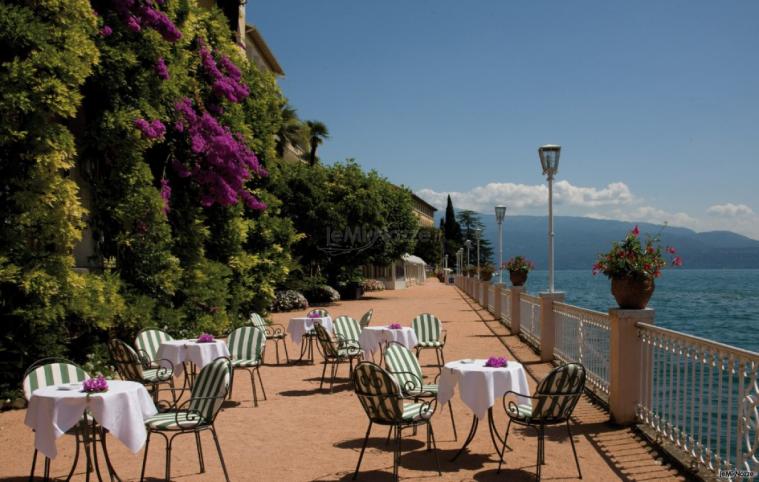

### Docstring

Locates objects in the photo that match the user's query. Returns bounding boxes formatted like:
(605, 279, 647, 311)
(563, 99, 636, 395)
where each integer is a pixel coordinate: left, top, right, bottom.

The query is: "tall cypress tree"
(442, 195, 462, 263)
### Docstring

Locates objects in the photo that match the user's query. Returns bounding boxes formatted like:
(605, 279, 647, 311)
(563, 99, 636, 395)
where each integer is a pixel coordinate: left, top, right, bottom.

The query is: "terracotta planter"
(509, 270, 528, 287)
(611, 277, 655, 309)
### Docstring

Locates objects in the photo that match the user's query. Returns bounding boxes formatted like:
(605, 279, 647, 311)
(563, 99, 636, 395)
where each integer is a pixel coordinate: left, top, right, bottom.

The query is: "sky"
(248, 1, 759, 238)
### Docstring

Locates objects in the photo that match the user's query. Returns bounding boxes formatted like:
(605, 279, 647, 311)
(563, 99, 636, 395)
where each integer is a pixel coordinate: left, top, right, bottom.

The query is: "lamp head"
(495, 205, 507, 223)
(474, 228, 481, 239)
(538, 144, 561, 177)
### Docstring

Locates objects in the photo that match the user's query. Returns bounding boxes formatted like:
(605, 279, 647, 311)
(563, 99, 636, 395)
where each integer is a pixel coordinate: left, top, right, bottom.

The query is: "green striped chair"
(411, 313, 447, 367)
(23, 358, 90, 481)
(135, 328, 173, 367)
(359, 309, 374, 328)
(384, 342, 457, 440)
(108, 339, 175, 407)
(333, 315, 362, 351)
(351, 361, 440, 481)
(227, 326, 267, 407)
(313, 322, 361, 392)
(140, 356, 232, 482)
(249, 312, 289, 364)
(497, 363, 586, 480)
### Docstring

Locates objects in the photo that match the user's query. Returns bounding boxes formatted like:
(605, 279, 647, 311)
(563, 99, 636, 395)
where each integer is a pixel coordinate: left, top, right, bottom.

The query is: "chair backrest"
(333, 315, 361, 343)
(22, 358, 89, 400)
(384, 342, 424, 392)
(227, 326, 266, 363)
(352, 362, 405, 423)
(108, 339, 146, 382)
(307, 308, 330, 317)
(411, 313, 442, 343)
(532, 363, 586, 421)
(359, 309, 374, 328)
(313, 322, 338, 359)
(249, 313, 267, 330)
(134, 329, 173, 364)
(189, 357, 231, 424)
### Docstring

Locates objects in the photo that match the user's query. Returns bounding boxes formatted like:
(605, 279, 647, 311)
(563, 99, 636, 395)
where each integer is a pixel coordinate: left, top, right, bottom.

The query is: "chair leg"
(256, 367, 267, 401)
(249, 368, 258, 407)
(535, 427, 543, 481)
(394, 425, 402, 482)
(434, 347, 441, 368)
(195, 431, 205, 473)
(140, 431, 151, 482)
(448, 401, 458, 441)
(282, 338, 290, 363)
(428, 422, 441, 476)
(497, 418, 512, 473)
(566, 420, 582, 479)
(210, 426, 231, 482)
(43, 456, 50, 481)
(319, 360, 328, 390)
(386, 426, 393, 445)
(228, 369, 235, 400)
(65, 430, 82, 481)
(165, 434, 173, 482)
(329, 360, 339, 392)
(352, 422, 372, 480)
(439, 347, 445, 366)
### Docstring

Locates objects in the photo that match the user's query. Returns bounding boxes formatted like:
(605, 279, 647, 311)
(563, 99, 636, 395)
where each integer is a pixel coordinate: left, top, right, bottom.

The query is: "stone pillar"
(608, 308, 655, 425)
(481, 281, 490, 310)
(493, 284, 503, 322)
(474, 279, 480, 302)
(538, 292, 565, 362)
(509, 286, 522, 335)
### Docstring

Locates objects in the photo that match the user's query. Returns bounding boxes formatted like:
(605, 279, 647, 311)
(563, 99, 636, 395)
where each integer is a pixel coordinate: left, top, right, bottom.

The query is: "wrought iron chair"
(134, 328, 173, 367)
(411, 313, 447, 367)
(333, 315, 363, 351)
(108, 339, 175, 407)
(384, 341, 457, 440)
(23, 358, 90, 481)
(359, 309, 374, 328)
(351, 361, 441, 481)
(497, 363, 586, 480)
(140, 356, 232, 482)
(313, 322, 361, 392)
(227, 326, 267, 406)
(249, 312, 289, 364)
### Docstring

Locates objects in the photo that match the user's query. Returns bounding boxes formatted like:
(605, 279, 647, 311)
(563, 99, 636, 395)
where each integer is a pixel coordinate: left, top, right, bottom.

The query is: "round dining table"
(24, 380, 157, 479)
(157, 339, 230, 375)
(358, 325, 418, 357)
(288, 316, 333, 363)
(437, 359, 531, 460)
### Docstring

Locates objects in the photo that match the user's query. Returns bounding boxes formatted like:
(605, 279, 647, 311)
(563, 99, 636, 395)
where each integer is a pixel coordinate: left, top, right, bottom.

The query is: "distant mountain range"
(435, 214, 759, 269)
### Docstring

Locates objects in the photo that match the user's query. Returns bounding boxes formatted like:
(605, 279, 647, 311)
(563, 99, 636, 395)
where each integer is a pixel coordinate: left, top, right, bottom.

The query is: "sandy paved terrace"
(0, 280, 687, 481)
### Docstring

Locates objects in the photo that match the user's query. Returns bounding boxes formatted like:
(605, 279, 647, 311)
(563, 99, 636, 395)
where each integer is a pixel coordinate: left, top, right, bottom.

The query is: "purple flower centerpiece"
(389, 323, 403, 330)
(197, 332, 215, 343)
(82, 375, 108, 393)
(484, 356, 508, 368)
(307, 312, 322, 319)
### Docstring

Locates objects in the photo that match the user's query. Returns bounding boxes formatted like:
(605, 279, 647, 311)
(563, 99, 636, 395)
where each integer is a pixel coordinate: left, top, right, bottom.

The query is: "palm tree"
(305, 120, 329, 166)
(276, 104, 307, 159)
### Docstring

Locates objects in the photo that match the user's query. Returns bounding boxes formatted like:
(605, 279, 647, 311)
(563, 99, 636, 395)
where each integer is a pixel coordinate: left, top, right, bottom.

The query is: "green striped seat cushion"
(411, 313, 443, 344)
(145, 412, 207, 430)
(250, 313, 284, 338)
(507, 403, 534, 419)
(227, 326, 265, 365)
(530, 363, 586, 420)
(416, 340, 443, 347)
(143, 367, 173, 382)
(402, 402, 433, 421)
(307, 309, 330, 317)
(23, 361, 89, 400)
(333, 316, 361, 344)
(384, 343, 425, 393)
(135, 329, 173, 363)
(231, 358, 261, 367)
(186, 358, 231, 424)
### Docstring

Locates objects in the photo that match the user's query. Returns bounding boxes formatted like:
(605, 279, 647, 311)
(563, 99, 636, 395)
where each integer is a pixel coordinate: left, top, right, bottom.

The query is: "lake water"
(503, 269, 759, 353)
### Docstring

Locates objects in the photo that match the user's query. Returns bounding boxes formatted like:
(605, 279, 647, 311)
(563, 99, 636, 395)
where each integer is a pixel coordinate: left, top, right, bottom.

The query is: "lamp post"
(457, 248, 463, 276)
(495, 205, 506, 284)
(464, 240, 472, 276)
(539, 144, 561, 293)
(474, 228, 482, 279)
(444, 253, 448, 275)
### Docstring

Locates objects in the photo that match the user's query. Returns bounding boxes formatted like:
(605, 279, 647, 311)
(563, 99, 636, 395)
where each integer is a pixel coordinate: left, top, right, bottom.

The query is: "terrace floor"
(0, 280, 688, 481)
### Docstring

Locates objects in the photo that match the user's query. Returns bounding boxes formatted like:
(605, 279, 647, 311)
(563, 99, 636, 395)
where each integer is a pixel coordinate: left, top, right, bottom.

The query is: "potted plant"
(503, 256, 534, 286)
(593, 225, 682, 309)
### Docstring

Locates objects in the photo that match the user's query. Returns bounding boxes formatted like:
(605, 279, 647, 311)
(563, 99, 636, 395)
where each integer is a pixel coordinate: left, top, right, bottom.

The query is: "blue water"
(508, 269, 759, 353)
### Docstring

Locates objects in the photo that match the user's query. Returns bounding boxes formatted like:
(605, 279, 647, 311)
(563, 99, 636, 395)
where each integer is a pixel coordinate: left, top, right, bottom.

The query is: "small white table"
(438, 359, 531, 460)
(358, 326, 418, 357)
(289, 316, 333, 363)
(25, 380, 156, 479)
(158, 339, 230, 375)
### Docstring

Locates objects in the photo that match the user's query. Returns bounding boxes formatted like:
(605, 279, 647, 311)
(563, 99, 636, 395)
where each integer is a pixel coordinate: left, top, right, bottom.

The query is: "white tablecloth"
(158, 340, 230, 375)
(24, 380, 156, 459)
(358, 326, 418, 355)
(288, 316, 333, 344)
(437, 359, 531, 420)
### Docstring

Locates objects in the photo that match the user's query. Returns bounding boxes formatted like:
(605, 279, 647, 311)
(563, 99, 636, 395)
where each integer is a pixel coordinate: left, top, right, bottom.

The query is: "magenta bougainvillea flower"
(100, 25, 113, 37)
(82, 375, 109, 393)
(105, 0, 181, 42)
(484, 356, 508, 368)
(134, 118, 166, 139)
(197, 333, 215, 343)
(160, 178, 171, 214)
(155, 57, 169, 80)
(199, 40, 249, 103)
(389, 323, 403, 329)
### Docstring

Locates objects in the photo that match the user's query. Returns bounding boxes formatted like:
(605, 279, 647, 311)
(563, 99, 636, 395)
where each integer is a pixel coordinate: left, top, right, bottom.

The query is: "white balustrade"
(487, 284, 496, 313)
(519, 293, 541, 349)
(500, 289, 511, 327)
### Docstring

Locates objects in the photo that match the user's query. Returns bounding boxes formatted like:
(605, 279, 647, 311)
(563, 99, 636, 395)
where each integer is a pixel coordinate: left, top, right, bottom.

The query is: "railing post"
(474, 279, 480, 303)
(481, 281, 490, 309)
(509, 286, 522, 335)
(539, 292, 565, 362)
(493, 284, 502, 321)
(609, 308, 654, 425)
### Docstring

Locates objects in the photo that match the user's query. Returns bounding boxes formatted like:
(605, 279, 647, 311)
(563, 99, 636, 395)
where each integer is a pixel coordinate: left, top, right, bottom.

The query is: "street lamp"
(457, 248, 463, 276)
(495, 205, 507, 284)
(464, 239, 472, 276)
(474, 228, 482, 279)
(539, 144, 561, 293)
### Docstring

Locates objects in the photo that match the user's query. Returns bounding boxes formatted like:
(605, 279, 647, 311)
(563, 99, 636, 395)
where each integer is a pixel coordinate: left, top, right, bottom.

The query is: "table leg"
(293, 336, 314, 364)
(450, 414, 479, 461)
(98, 427, 122, 482)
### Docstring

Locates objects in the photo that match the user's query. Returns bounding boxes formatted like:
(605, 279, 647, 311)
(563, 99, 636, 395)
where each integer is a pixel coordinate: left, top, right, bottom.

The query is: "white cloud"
(706, 203, 754, 217)
(589, 206, 699, 229)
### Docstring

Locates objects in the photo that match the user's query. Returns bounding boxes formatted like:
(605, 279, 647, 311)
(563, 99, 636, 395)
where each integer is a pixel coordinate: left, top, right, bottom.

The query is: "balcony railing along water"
(454, 275, 759, 478)
(488, 284, 496, 312)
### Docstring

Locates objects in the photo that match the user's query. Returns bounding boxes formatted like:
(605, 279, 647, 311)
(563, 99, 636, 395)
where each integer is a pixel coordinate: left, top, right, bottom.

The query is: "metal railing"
(637, 323, 759, 477)
(487, 285, 496, 313)
(479, 282, 487, 307)
(519, 293, 541, 349)
(553, 302, 610, 400)
(500, 289, 511, 327)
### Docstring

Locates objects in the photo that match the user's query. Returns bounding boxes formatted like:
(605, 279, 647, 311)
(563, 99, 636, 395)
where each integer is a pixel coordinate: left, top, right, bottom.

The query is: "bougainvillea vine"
(134, 118, 166, 139)
(199, 40, 249, 103)
(107, 0, 182, 42)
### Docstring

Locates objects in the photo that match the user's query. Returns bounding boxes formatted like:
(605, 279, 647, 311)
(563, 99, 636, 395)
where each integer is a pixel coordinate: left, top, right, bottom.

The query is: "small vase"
(509, 270, 528, 287)
(611, 277, 655, 309)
